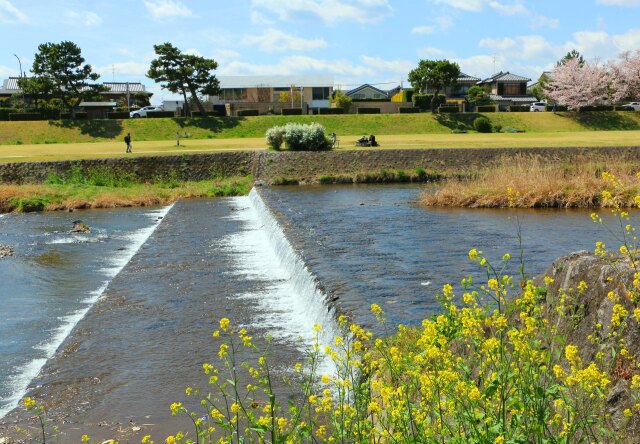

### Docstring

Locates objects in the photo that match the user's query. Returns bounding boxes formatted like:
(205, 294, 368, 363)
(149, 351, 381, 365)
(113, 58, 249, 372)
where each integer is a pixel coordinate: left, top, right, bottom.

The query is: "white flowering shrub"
(265, 123, 331, 151)
(265, 126, 285, 150)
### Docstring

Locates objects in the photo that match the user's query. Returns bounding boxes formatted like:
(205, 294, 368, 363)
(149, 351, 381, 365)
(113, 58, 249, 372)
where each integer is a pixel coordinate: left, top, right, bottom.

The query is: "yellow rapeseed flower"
(219, 318, 230, 331)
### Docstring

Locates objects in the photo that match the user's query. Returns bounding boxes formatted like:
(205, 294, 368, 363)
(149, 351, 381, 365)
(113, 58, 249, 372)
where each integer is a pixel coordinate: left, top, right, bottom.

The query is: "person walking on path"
(124, 133, 132, 153)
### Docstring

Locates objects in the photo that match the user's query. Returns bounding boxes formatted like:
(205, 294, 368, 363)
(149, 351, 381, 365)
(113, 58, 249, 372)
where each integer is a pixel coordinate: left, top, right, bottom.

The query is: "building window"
(503, 83, 520, 95)
(220, 88, 247, 101)
(353, 93, 365, 99)
(312, 87, 330, 100)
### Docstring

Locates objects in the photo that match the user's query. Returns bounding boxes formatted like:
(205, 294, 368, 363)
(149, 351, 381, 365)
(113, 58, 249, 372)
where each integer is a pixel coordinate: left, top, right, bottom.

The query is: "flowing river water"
(0, 184, 622, 441)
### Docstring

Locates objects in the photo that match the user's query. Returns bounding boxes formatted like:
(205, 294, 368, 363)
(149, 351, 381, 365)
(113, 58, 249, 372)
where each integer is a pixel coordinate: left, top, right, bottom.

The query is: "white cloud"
(417, 46, 452, 58)
(64, 10, 102, 27)
(242, 29, 327, 52)
(488, 0, 527, 15)
(250, 10, 274, 25)
(143, 0, 193, 21)
(480, 35, 558, 61)
(431, 0, 528, 14)
(597, 0, 640, 5)
(530, 14, 559, 29)
(411, 25, 435, 34)
(0, 0, 27, 23)
(360, 55, 414, 75)
(250, 0, 392, 24)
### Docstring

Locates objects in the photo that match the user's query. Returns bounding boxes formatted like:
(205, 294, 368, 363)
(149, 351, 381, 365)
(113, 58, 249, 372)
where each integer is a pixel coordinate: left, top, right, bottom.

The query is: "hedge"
(356, 107, 381, 114)
(9, 113, 47, 121)
(107, 111, 131, 119)
(508, 105, 530, 112)
(237, 109, 259, 116)
(615, 105, 635, 111)
(438, 105, 459, 113)
(398, 107, 420, 113)
(546, 105, 568, 112)
(476, 105, 497, 113)
(0, 108, 20, 121)
(318, 108, 344, 115)
(147, 111, 175, 118)
(60, 112, 88, 120)
(281, 108, 303, 115)
(579, 105, 614, 112)
(412, 94, 447, 111)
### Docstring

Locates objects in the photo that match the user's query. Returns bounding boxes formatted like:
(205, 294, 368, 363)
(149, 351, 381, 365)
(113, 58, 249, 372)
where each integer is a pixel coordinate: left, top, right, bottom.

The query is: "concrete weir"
(2, 146, 640, 185)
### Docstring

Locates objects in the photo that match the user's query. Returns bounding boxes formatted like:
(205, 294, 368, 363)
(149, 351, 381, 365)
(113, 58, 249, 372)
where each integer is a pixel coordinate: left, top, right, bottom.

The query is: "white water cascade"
(222, 188, 340, 371)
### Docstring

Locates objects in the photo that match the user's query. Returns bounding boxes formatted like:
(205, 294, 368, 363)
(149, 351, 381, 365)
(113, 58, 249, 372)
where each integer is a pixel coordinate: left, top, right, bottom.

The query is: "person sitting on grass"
(357, 135, 369, 145)
(369, 134, 377, 147)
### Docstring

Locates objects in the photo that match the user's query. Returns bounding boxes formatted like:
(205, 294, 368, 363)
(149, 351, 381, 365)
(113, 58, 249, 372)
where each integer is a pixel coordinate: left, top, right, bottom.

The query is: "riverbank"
(0, 176, 252, 213)
(422, 153, 640, 208)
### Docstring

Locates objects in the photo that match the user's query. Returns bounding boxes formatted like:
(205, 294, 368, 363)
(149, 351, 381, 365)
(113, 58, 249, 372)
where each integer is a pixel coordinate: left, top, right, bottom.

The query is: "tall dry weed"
(423, 154, 640, 208)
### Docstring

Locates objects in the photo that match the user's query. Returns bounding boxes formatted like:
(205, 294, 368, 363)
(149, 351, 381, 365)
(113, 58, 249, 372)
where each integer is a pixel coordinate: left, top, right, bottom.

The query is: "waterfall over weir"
(221, 188, 340, 368)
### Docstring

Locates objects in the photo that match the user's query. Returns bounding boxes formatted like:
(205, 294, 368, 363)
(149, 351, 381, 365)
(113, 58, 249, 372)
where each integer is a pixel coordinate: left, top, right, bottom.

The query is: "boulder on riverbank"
(0, 244, 13, 258)
(70, 220, 90, 233)
(539, 252, 640, 440)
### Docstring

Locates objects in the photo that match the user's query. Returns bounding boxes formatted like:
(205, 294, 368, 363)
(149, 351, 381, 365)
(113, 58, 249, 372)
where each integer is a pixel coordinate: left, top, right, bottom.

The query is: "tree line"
(11, 41, 220, 118)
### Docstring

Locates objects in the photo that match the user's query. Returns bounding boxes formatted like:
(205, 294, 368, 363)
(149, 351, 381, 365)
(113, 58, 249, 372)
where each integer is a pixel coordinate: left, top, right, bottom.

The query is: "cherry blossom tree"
(610, 50, 640, 103)
(544, 58, 613, 110)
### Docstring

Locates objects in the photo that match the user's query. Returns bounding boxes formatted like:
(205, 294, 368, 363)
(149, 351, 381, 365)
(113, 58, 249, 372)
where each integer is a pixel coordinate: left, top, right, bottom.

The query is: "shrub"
(398, 107, 420, 113)
(579, 105, 614, 112)
(493, 123, 503, 133)
(281, 108, 303, 115)
(330, 90, 352, 112)
(60, 112, 88, 120)
(237, 109, 259, 117)
(476, 105, 497, 112)
(265, 126, 285, 150)
(473, 116, 492, 133)
(271, 176, 299, 185)
(107, 111, 130, 119)
(318, 108, 344, 115)
(412, 93, 446, 111)
(356, 107, 380, 114)
(615, 105, 635, 111)
(9, 112, 45, 121)
(266, 123, 331, 151)
(508, 105, 530, 112)
(451, 128, 467, 134)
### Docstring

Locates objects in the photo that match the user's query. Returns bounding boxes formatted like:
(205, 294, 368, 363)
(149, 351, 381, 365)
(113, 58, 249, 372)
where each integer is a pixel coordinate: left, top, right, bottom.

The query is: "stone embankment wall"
(2, 146, 640, 184)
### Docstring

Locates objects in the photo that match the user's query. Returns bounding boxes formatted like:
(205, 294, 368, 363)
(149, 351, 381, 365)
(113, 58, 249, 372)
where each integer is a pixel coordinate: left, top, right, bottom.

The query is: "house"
(0, 77, 152, 106)
(79, 101, 117, 119)
(477, 72, 537, 109)
(425, 72, 481, 100)
(345, 84, 389, 100)
(210, 75, 334, 115)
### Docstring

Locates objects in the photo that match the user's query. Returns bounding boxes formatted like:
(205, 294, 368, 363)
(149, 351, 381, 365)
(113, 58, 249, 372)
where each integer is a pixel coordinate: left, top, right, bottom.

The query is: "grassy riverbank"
(1, 111, 640, 146)
(422, 154, 640, 208)
(0, 174, 252, 213)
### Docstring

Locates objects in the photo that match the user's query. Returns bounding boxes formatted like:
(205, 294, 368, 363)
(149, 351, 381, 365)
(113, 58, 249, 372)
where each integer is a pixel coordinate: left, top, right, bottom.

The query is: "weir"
(222, 188, 340, 366)
(0, 204, 173, 419)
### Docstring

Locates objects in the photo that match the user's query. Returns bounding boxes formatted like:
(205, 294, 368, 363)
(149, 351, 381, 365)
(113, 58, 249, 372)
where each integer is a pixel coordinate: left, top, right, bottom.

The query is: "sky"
(1, 0, 639, 104)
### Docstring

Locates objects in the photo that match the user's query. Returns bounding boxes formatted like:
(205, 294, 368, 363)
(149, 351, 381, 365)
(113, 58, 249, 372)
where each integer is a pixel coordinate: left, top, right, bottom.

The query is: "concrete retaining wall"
(2, 146, 640, 184)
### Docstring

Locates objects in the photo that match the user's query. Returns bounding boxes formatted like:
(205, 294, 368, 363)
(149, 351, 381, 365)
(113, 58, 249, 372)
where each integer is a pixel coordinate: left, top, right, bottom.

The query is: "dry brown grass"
(423, 154, 640, 208)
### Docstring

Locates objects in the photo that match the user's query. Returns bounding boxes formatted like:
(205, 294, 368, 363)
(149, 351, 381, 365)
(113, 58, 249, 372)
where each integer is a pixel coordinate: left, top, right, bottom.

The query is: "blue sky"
(1, 0, 639, 103)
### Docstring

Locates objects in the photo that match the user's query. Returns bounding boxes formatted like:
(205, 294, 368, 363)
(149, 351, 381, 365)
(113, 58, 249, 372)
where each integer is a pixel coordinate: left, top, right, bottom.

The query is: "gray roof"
(458, 72, 480, 82)
(480, 71, 531, 83)
(0, 77, 148, 94)
(346, 83, 389, 97)
(489, 94, 538, 103)
(218, 75, 334, 88)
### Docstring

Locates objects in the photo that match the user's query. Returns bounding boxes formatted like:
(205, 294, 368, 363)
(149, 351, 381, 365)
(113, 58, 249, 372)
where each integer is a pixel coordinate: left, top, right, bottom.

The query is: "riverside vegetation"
(16, 174, 640, 443)
(0, 166, 252, 213)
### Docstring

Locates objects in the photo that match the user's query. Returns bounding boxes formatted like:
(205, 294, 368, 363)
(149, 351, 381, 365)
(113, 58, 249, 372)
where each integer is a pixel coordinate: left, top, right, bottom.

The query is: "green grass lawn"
(2, 111, 640, 146)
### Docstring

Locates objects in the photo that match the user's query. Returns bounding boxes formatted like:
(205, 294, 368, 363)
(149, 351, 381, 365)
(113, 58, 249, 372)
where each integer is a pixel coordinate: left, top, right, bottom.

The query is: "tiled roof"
(0, 77, 148, 94)
(458, 72, 480, 82)
(79, 102, 118, 107)
(489, 94, 538, 102)
(346, 83, 389, 97)
(480, 71, 531, 83)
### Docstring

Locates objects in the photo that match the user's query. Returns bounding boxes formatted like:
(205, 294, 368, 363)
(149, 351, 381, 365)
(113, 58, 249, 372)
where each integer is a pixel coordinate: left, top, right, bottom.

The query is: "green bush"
(59, 112, 88, 120)
(615, 105, 635, 111)
(107, 111, 131, 119)
(476, 105, 497, 113)
(237, 109, 259, 117)
(579, 105, 615, 112)
(438, 105, 459, 113)
(508, 105, 530, 112)
(356, 107, 380, 114)
(412, 94, 446, 111)
(318, 108, 344, 115)
(493, 123, 503, 133)
(9, 112, 46, 121)
(281, 108, 303, 115)
(473, 116, 492, 133)
(398, 107, 420, 113)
